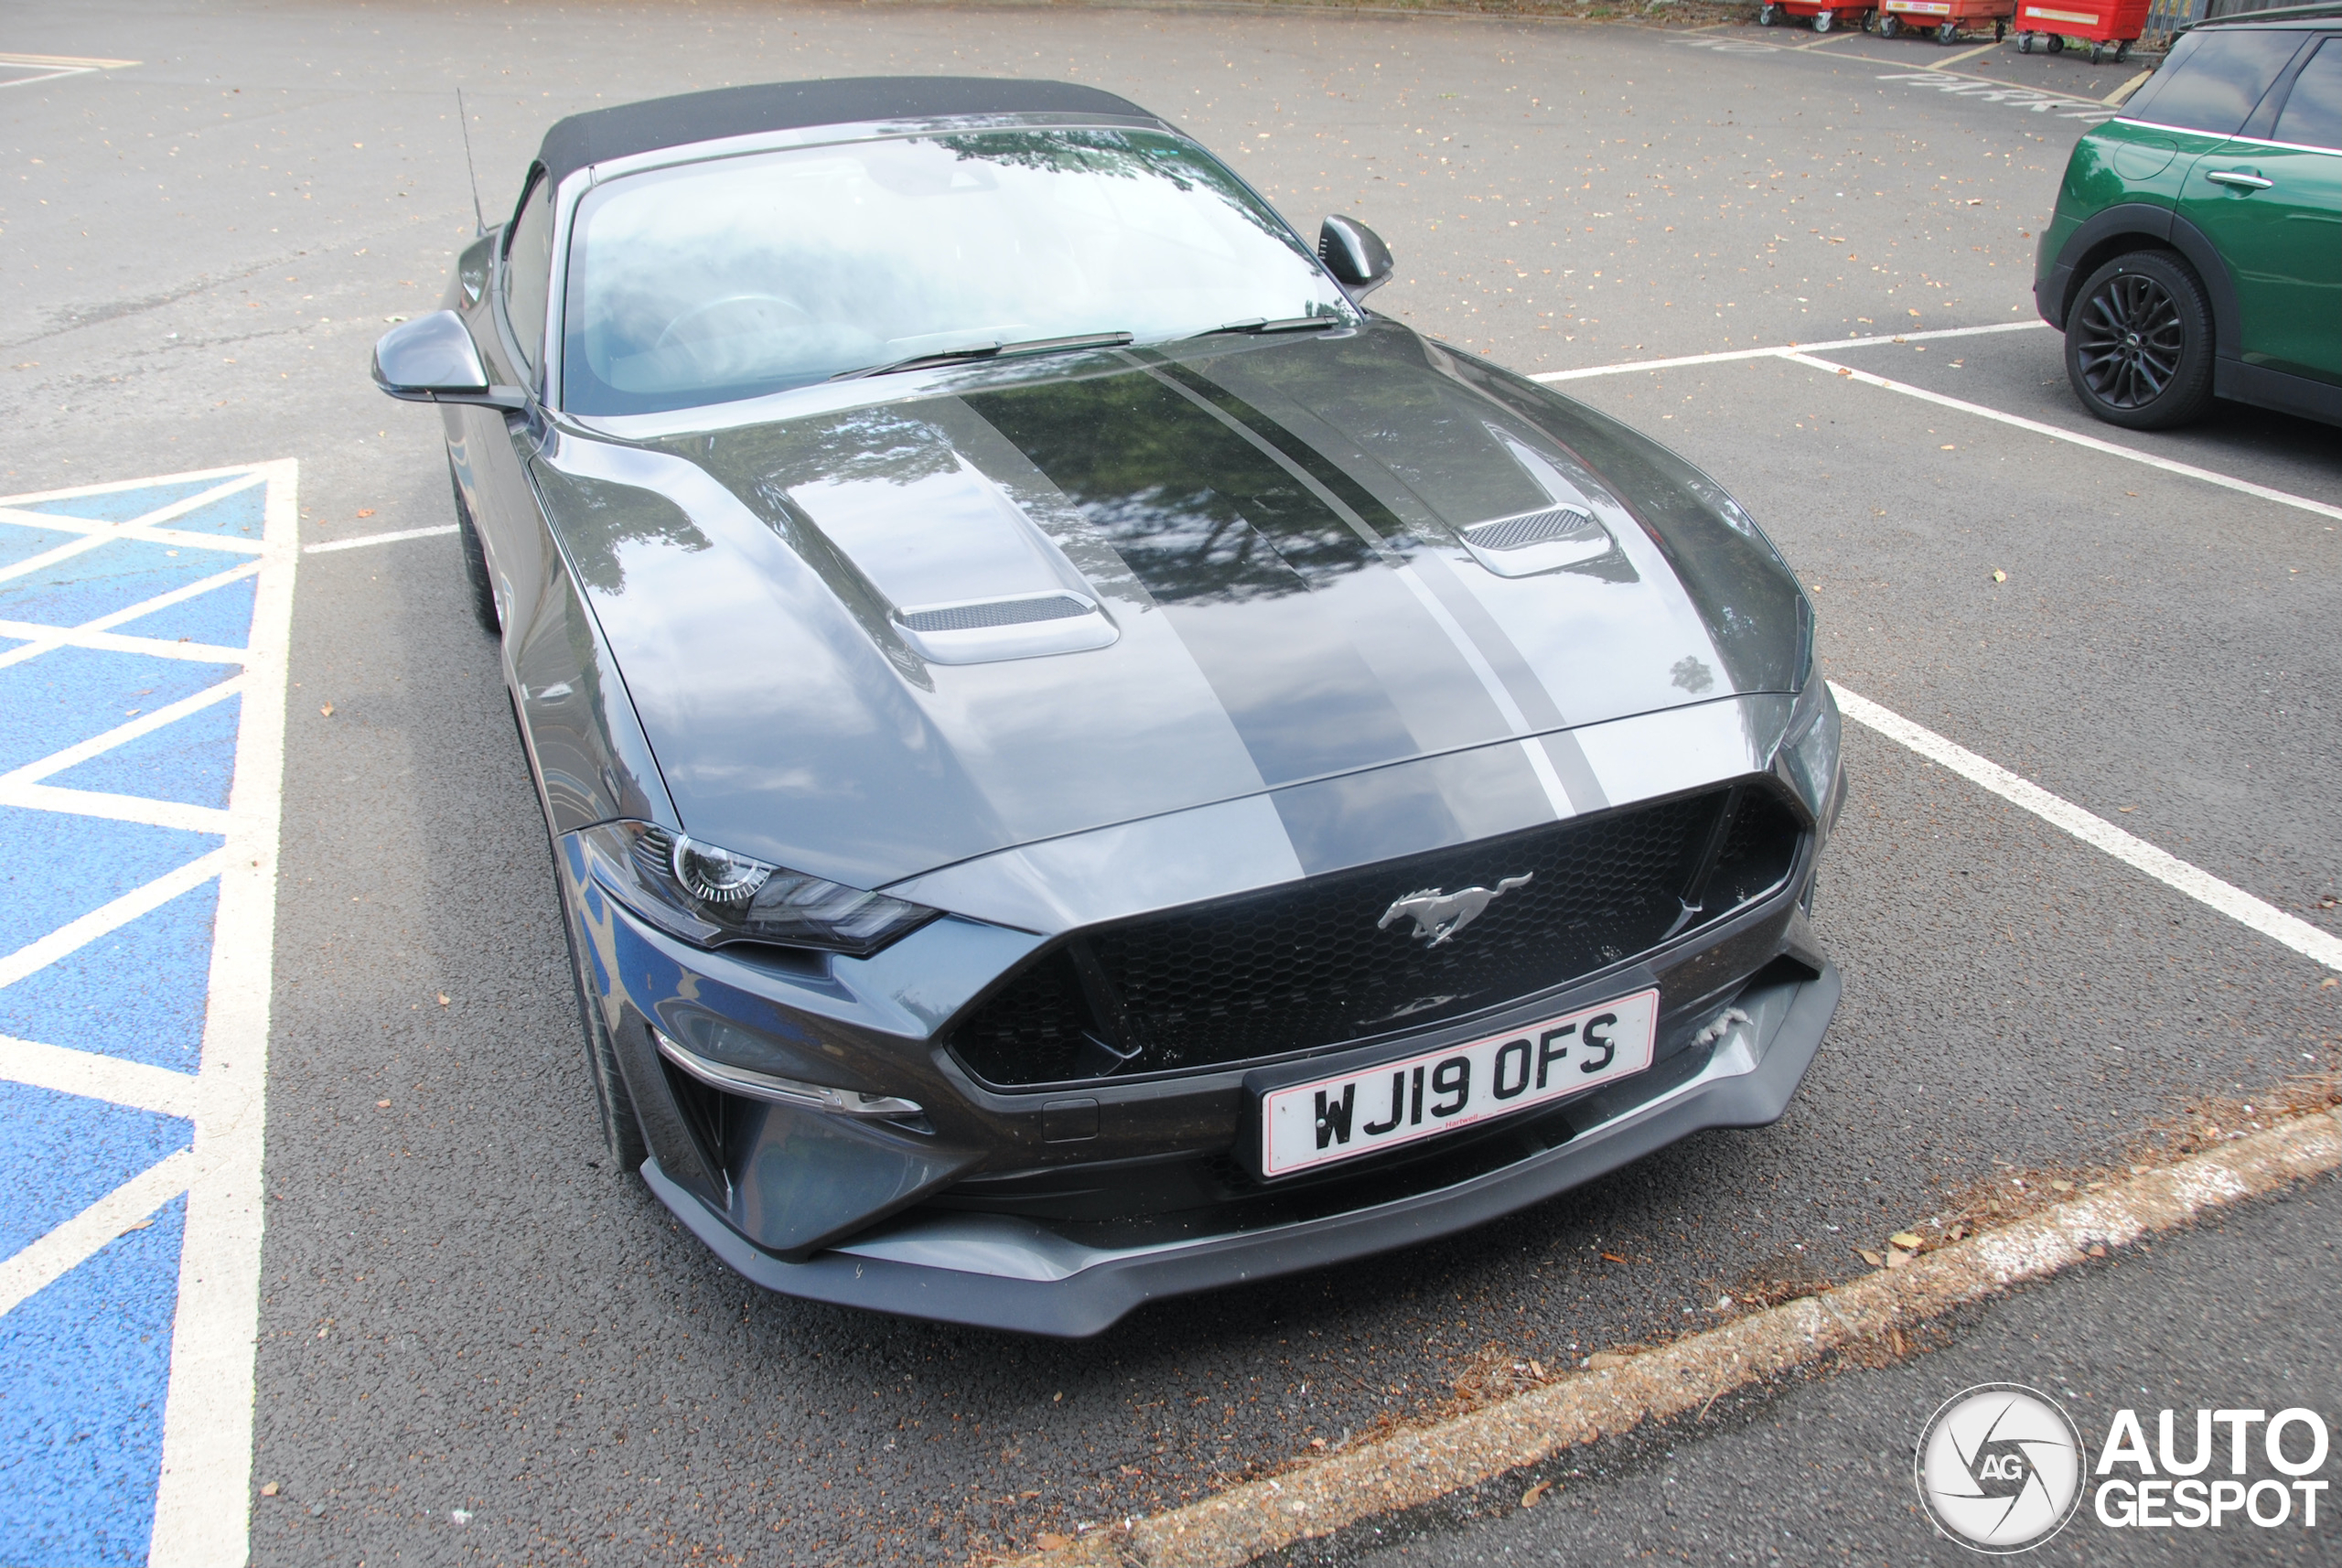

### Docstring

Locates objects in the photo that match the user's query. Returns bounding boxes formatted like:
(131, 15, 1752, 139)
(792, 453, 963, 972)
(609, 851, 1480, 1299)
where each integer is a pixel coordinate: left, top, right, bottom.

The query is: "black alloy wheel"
(2065, 251, 2216, 430)
(448, 458, 502, 635)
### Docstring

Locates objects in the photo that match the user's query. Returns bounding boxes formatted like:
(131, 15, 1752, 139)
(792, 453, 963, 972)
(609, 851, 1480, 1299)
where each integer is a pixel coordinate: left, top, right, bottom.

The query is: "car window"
(501, 171, 556, 374)
(2273, 38, 2342, 149)
(561, 128, 1355, 416)
(2123, 28, 2308, 136)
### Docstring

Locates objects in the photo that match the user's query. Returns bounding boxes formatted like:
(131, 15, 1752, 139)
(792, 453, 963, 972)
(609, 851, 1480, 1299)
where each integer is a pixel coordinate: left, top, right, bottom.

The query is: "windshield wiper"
(1189, 316, 1344, 338)
(829, 330, 1134, 381)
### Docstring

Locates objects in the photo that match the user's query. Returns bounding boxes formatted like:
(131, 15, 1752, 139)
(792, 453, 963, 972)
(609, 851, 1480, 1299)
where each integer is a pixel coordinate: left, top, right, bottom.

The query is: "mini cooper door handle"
(2204, 168, 2274, 190)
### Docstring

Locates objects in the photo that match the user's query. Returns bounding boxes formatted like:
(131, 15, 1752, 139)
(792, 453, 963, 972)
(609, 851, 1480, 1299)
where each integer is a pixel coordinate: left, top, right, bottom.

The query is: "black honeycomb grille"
(951, 783, 1805, 1089)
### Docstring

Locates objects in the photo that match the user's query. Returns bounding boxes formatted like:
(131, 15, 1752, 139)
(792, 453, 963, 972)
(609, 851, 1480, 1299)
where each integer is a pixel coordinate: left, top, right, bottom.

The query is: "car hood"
(536, 320, 1807, 893)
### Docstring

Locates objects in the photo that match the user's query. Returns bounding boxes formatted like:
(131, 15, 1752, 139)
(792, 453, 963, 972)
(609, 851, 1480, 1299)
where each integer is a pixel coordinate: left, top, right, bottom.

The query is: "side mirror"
(1318, 215, 1394, 298)
(371, 310, 526, 410)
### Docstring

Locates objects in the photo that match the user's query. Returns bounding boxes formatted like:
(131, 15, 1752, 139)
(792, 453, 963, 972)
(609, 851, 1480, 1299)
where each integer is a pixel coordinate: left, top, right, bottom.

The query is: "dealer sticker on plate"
(1259, 988, 1660, 1178)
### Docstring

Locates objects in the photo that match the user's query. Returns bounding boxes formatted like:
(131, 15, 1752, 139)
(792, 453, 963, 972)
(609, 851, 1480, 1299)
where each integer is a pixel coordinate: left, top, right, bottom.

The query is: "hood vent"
(1463, 506, 1604, 553)
(898, 592, 1094, 634)
(1457, 426, 1622, 579)
(790, 457, 1118, 666)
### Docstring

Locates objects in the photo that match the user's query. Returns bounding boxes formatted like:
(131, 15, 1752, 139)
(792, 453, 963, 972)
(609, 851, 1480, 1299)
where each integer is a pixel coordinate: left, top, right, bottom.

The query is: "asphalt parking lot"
(1, 4, 2336, 1564)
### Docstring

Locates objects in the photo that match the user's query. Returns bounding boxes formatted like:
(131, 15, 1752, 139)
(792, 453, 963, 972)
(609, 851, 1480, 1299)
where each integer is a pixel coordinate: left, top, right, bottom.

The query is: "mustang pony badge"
(1378, 874, 1532, 947)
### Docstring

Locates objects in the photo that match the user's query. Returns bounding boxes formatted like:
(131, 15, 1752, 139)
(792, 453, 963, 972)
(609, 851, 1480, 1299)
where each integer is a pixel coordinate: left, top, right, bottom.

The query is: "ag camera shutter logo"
(1915, 1384, 2086, 1552)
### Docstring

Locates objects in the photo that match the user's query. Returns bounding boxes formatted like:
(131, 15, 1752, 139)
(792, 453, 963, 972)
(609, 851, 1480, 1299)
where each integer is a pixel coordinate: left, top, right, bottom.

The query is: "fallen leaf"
(1884, 1246, 1908, 1271)
(1836, 366, 1853, 377)
(1052, 1391, 1063, 1402)
(2323, 978, 2337, 989)
(2085, 1242, 2108, 1258)
(376, 1099, 392, 1108)
(356, 508, 375, 518)
(1992, 569, 2006, 583)
(1529, 1358, 1547, 1380)
(1586, 1351, 1631, 1370)
(1034, 1534, 1069, 1552)
(122, 1218, 154, 1232)
(260, 1482, 279, 1498)
(2050, 1179, 2075, 1194)
(1889, 1231, 1922, 1251)
(1600, 1251, 1628, 1264)
(1521, 1480, 1552, 1509)
(1856, 1248, 1885, 1268)
(316, 1326, 328, 1337)
(1940, 444, 1957, 451)
(320, 703, 334, 717)
(436, 993, 449, 1006)
(2119, 805, 2137, 813)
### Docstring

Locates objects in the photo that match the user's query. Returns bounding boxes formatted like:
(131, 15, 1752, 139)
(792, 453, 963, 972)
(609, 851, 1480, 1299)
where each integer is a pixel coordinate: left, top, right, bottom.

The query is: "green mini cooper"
(2035, 5, 2340, 429)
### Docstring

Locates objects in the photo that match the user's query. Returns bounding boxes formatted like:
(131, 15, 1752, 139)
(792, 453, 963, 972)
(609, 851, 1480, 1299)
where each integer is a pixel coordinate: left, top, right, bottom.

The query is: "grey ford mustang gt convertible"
(372, 76, 1845, 1336)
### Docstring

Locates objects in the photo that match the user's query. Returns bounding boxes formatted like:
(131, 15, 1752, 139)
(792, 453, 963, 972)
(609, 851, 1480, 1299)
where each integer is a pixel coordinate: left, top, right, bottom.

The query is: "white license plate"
(1258, 988, 1660, 1178)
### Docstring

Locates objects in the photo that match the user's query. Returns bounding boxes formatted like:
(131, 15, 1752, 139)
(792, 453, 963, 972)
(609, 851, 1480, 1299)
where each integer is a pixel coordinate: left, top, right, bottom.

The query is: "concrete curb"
(1014, 1110, 2342, 1567)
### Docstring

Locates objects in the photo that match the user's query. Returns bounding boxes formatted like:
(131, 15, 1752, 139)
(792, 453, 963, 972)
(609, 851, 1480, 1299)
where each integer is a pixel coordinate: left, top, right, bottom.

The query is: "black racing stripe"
(1155, 359, 1417, 541)
(1272, 741, 1558, 877)
(968, 371, 1425, 786)
(1165, 355, 1605, 812)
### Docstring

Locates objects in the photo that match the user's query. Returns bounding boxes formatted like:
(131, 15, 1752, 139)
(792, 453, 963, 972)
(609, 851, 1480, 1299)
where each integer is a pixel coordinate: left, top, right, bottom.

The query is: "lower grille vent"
(951, 781, 1805, 1089)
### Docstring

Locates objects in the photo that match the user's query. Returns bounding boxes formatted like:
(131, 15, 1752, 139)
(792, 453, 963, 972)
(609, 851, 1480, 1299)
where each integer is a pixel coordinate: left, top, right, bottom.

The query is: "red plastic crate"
(1880, 0, 2016, 42)
(2014, 0, 2151, 56)
(1756, 0, 1878, 32)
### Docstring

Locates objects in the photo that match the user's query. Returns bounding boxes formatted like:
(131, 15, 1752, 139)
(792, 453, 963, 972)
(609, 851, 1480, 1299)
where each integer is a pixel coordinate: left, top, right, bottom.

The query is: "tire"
(2090, 41, 2105, 62)
(2064, 251, 2217, 430)
(1993, 17, 2005, 38)
(2016, 30, 2034, 51)
(1815, 9, 1835, 31)
(554, 830, 650, 1172)
(2115, 38, 2131, 60)
(2047, 31, 2066, 51)
(449, 460, 502, 637)
(1880, 14, 1901, 36)
(1759, 4, 1778, 24)
(1862, 10, 1876, 30)
(1937, 20, 1959, 43)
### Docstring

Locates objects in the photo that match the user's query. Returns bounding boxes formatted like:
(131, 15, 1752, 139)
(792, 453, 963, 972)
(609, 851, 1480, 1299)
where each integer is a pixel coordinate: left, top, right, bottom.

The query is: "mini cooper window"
(561, 128, 1354, 414)
(502, 171, 557, 373)
(2122, 28, 2310, 137)
(2274, 39, 2341, 150)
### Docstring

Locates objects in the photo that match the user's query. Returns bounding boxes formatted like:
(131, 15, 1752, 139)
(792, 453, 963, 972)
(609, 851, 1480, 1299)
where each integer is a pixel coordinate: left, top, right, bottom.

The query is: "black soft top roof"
(535, 76, 1159, 186)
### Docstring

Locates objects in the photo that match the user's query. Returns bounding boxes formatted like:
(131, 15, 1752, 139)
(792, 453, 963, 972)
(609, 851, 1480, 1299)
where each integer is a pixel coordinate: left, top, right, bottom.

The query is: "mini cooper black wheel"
(2066, 251, 2216, 430)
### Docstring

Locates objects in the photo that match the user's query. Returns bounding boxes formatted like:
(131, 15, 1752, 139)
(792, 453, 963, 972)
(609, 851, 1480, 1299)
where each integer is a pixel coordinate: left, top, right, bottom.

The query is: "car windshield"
(561, 127, 1354, 415)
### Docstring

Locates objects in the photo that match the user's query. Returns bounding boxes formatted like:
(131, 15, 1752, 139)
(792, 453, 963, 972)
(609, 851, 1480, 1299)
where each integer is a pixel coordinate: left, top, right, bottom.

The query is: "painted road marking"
(0, 53, 139, 91)
(1532, 328, 2342, 523)
(1833, 685, 2342, 974)
(303, 521, 457, 553)
(1778, 351, 2342, 522)
(1531, 318, 2048, 383)
(0, 462, 293, 1568)
(1667, 32, 2117, 119)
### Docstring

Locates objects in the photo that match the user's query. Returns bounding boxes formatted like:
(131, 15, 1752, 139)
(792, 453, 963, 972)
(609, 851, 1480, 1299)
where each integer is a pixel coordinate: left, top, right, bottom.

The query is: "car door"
(467, 169, 560, 639)
(2176, 36, 2342, 385)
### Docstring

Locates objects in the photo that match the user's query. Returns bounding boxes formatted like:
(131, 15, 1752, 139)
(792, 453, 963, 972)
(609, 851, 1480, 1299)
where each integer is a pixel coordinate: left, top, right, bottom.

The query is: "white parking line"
(1781, 352, 2342, 523)
(0, 1151, 195, 1319)
(150, 459, 297, 1568)
(1833, 683, 2342, 974)
(304, 522, 457, 553)
(1531, 319, 2047, 383)
(0, 1032, 199, 1119)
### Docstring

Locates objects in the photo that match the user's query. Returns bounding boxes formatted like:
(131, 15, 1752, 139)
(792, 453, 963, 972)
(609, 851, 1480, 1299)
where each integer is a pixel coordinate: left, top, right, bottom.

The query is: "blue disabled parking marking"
(0, 464, 295, 1565)
(0, 1197, 186, 1568)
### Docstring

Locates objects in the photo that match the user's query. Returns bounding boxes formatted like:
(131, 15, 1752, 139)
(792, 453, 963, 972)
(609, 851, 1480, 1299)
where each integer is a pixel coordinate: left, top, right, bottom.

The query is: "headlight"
(572, 821, 939, 956)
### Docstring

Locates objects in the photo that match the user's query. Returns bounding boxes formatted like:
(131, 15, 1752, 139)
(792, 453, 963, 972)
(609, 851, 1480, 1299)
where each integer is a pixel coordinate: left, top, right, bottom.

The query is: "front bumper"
(639, 958, 1839, 1337)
